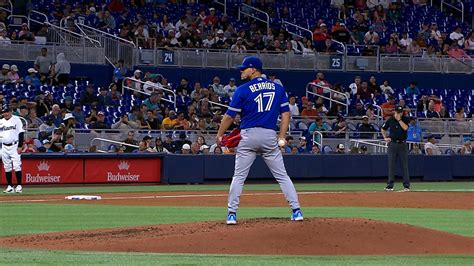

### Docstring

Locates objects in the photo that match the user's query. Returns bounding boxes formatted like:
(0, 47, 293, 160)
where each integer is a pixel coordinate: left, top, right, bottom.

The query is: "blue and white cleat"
(291, 209, 304, 221)
(226, 212, 237, 225)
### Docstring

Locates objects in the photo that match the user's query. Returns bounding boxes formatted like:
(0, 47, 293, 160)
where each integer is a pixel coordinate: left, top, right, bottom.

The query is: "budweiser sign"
(20, 159, 84, 184)
(107, 161, 140, 182)
(85, 158, 161, 183)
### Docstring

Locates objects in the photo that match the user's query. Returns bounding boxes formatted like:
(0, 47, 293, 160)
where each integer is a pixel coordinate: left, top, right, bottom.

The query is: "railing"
(305, 82, 349, 114)
(90, 137, 139, 153)
(282, 20, 313, 39)
(350, 139, 388, 153)
(122, 77, 177, 110)
(441, 0, 465, 23)
(214, 0, 227, 15)
(74, 23, 136, 67)
(312, 131, 323, 148)
(238, 4, 270, 34)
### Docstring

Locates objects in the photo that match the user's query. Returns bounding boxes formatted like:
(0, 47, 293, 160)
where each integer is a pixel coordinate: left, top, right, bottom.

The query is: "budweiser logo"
(37, 160, 50, 171)
(118, 160, 130, 170)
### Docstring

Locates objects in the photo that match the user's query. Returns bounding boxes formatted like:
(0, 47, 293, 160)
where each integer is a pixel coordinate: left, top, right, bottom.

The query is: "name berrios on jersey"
(249, 81, 276, 92)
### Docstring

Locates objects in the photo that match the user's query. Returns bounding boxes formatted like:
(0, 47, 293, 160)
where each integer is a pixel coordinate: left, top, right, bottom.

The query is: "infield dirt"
(2, 218, 473, 255)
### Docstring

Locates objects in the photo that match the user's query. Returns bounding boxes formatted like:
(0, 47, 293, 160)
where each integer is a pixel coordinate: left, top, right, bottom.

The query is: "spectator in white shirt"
(349, 75, 361, 96)
(230, 37, 247, 53)
(380, 80, 394, 96)
(0, 28, 11, 44)
(288, 96, 300, 117)
(424, 135, 441, 155)
(268, 73, 283, 87)
(223, 78, 237, 98)
(399, 32, 412, 51)
(449, 26, 464, 47)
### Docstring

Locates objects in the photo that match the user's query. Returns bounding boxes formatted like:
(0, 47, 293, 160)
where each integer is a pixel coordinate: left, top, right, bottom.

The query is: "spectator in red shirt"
(204, 8, 218, 26)
(108, 0, 125, 13)
(312, 72, 332, 94)
(313, 23, 329, 51)
(380, 96, 396, 119)
(301, 102, 318, 118)
(448, 43, 471, 59)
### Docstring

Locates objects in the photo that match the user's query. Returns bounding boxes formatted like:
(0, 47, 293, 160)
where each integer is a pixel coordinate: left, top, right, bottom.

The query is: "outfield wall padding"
(0, 154, 471, 185)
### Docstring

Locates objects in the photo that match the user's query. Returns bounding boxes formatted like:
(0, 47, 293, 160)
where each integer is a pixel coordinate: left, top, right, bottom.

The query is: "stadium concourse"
(0, 0, 472, 154)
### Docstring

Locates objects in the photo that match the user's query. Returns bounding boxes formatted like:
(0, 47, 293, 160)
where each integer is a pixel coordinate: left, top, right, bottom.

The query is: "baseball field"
(0, 182, 473, 265)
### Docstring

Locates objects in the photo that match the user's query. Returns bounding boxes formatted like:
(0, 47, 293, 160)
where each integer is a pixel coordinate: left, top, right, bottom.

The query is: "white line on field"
(0, 189, 471, 204)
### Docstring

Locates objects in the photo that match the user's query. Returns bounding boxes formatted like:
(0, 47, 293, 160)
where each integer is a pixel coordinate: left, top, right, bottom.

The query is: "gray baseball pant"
(228, 127, 301, 213)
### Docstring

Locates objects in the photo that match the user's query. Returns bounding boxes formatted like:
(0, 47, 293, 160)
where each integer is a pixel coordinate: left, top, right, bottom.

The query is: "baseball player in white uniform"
(1, 105, 25, 193)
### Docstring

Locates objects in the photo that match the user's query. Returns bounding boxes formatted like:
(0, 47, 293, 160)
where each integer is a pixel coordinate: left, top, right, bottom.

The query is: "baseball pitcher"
(1, 105, 25, 193)
(216, 56, 303, 225)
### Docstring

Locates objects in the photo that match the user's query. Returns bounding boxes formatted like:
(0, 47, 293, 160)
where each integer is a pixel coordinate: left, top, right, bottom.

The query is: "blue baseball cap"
(236, 56, 263, 71)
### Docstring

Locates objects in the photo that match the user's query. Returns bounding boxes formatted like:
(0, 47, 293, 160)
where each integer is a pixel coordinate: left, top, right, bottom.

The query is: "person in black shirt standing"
(381, 106, 411, 192)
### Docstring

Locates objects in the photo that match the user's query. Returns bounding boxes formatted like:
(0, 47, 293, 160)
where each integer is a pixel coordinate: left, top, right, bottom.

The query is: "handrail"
(27, 10, 49, 25)
(214, 0, 227, 15)
(305, 82, 349, 114)
(90, 137, 139, 153)
(122, 77, 177, 110)
(74, 22, 113, 66)
(312, 131, 323, 148)
(75, 23, 136, 48)
(441, 0, 464, 23)
(6, 14, 29, 28)
(282, 20, 313, 38)
(0, 0, 12, 18)
(331, 39, 346, 53)
(350, 139, 387, 153)
(238, 3, 270, 35)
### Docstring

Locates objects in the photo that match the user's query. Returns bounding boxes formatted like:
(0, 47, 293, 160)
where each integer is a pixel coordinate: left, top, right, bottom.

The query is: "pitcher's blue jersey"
(226, 77, 289, 130)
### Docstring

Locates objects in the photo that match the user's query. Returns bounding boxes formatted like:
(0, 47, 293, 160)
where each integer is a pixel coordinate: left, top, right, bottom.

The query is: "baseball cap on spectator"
(362, 115, 369, 119)
(27, 68, 38, 74)
(143, 135, 153, 141)
(63, 113, 74, 121)
(134, 69, 142, 75)
(10, 65, 18, 71)
(337, 143, 345, 149)
(217, 29, 224, 34)
(463, 137, 472, 142)
(64, 96, 73, 101)
(209, 7, 215, 11)
(42, 139, 51, 145)
(44, 91, 51, 96)
(229, 78, 235, 82)
(97, 111, 105, 116)
(19, 105, 27, 110)
(200, 145, 210, 151)
(107, 144, 116, 152)
(320, 23, 327, 27)
(89, 7, 96, 12)
(182, 143, 191, 150)
(299, 136, 306, 141)
(65, 144, 75, 152)
(2, 64, 10, 70)
(395, 106, 404, 113)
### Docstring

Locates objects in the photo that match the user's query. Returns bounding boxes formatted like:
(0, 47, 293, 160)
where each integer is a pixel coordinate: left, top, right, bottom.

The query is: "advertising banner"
(0, 159, 84, 185)
(84, 158, 161, 183)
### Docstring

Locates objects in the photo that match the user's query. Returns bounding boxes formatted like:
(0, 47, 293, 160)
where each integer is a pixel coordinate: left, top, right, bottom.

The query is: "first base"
(65, 195, 102, 200)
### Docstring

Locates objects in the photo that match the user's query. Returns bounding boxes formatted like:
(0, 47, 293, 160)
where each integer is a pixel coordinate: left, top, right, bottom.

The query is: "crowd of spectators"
(0, 0, 472, 59)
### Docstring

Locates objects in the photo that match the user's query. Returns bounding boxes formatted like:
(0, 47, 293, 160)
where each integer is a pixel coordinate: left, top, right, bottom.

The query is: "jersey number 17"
(254, 92, 275, 112)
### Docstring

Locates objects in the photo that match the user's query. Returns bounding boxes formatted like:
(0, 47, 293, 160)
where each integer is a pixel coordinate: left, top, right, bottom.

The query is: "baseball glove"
(221, 128, 241, 148)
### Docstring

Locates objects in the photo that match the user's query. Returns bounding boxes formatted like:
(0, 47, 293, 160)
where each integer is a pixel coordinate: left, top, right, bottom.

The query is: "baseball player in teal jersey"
(216, 56, 303, 225)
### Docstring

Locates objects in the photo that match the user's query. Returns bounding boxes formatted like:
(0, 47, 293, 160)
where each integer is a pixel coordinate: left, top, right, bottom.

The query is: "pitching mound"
(2, 218, 473, 255)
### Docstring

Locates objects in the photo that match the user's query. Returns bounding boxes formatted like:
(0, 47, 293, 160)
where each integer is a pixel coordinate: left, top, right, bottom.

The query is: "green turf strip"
(0, 249, 473, 265)
(1, 182, 473, 195)
(0, 204, 472, 237)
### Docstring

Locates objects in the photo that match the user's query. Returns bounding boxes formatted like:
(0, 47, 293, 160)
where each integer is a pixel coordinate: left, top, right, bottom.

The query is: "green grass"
(1, 183, 472, 265)
(1, 249, 473, 265)
(0, 204, 472, 237)
(1, 181, 473, 196)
